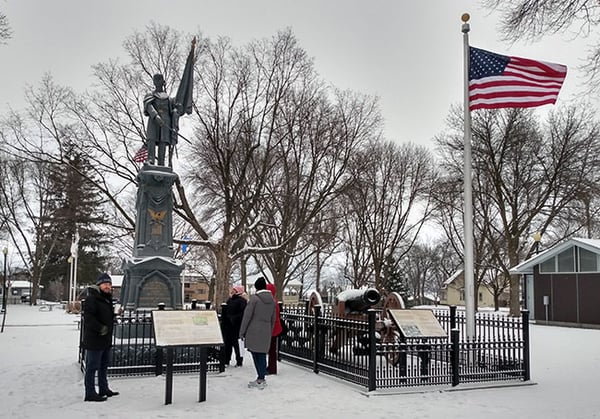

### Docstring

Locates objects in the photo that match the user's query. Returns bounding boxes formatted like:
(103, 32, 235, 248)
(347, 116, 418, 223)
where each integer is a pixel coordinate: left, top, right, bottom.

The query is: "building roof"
(8, 280, 43, 289)
(442, 270, 462, 287)
(509, 237, 600, 274)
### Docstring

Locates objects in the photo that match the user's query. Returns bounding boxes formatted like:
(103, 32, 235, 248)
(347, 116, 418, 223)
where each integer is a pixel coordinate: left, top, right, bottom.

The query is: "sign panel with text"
(153, 310, 224, 347)
(388, 309, 447, 339)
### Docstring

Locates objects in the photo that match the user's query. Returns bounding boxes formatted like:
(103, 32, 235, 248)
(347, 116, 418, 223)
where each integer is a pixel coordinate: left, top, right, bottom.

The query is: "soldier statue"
(142, 38, 195, 167)
(144, 74, 179, 167)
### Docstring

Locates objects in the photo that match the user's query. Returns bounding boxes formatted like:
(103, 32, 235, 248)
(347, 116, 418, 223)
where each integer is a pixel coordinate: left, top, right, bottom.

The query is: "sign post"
(152, 310, 224, 404)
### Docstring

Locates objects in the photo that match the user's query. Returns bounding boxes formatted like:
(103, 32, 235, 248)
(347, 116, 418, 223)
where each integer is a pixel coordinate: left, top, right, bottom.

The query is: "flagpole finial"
(461, 13, 471, 33)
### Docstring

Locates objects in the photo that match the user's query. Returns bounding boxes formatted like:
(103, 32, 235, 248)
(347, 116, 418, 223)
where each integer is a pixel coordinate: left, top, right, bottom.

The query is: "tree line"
(1, 24, 600, 315)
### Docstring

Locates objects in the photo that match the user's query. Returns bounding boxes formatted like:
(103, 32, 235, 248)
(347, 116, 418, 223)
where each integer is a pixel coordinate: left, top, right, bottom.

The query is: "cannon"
(333, 288, 381, 317)
(328, 288, 381, 354)
(301, 288, 407, 357)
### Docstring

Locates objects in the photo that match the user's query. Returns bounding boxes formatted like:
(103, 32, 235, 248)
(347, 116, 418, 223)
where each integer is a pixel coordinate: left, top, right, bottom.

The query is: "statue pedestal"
(121, 256, 184, 310)
(121, 164, 184, 310)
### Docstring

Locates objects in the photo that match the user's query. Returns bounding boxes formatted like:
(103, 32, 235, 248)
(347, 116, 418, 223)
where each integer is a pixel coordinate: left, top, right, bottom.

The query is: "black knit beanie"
(254, 277, 267, 291)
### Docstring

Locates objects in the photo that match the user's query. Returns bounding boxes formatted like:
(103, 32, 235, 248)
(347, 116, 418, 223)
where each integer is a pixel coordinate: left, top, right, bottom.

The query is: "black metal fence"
(79, 308, 225, 377)
(78, 304, 529, 391)
(278, 305, 529, 391)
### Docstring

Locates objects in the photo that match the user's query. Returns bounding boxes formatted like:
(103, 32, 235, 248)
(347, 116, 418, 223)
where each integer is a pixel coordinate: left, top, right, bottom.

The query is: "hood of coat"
(255, 289, 274, 303)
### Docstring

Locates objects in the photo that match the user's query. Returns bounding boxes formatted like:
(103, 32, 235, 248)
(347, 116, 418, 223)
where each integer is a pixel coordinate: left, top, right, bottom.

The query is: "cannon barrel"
(334, 288, 381, 314)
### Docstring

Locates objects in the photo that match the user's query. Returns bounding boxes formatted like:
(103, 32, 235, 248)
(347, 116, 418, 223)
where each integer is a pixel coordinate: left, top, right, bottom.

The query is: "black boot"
(236, 358, 243, 367)
(84, 394, 107, 402)
(100, 389, 119, 397)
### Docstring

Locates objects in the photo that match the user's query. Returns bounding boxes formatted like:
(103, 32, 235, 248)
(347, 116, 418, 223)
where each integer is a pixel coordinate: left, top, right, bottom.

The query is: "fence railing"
(78, 304, 529, 391)
(79, 308, 224, 377)
(278, 305, 529, 391)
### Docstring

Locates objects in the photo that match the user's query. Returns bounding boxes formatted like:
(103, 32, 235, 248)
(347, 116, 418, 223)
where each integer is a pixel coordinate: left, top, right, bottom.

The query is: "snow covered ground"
(1, 304, 599, 419)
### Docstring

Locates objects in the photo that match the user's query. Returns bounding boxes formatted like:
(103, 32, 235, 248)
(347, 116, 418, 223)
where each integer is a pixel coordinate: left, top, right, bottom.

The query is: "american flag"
(469, 47, 567, 110)
(133, 145, 148, 163)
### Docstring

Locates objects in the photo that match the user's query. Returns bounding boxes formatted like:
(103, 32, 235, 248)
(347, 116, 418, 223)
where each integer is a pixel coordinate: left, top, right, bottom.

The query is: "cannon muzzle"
(334, 288, 381, 314)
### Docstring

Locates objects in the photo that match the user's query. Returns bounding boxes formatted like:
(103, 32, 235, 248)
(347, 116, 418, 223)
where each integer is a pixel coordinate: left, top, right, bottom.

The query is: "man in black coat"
(82, 273, 119, 402)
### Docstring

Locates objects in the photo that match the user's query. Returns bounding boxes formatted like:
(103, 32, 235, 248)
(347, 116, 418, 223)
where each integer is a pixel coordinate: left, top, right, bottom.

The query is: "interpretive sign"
(388, 309, 447, 339)
(153, 310, 223, 347)
(152, 310, 224, 404)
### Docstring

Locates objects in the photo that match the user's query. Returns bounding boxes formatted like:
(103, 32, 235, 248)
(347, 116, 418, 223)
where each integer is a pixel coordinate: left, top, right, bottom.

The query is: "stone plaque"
(388, 309, 447, 339)
(153, 310, 224, 347)
(138, 277, 169, 308)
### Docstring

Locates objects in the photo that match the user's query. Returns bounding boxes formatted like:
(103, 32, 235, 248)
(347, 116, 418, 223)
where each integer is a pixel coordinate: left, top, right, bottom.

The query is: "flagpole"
(462, 13, 476, 340)
(70, 229, 79, 307)
(68, 256, 73, 308)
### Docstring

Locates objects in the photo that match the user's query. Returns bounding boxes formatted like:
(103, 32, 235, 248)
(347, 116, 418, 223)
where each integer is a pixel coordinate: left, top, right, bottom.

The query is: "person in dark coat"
(82, 273, 119, 402)
(266, 283, 283, 375)
(223, 285, 248, 367)
(239, 277, 275, 389)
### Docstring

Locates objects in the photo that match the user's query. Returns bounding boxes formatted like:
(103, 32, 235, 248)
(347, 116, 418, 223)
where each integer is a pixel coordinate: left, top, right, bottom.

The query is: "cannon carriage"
(282, 288, 444, 378)
(302, 288, 406, 359)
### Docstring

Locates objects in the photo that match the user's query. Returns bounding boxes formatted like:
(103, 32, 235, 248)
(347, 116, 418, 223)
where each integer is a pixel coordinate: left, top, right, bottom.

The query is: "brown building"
(510, 237, 600, 327)
(181, 273, 210, 306)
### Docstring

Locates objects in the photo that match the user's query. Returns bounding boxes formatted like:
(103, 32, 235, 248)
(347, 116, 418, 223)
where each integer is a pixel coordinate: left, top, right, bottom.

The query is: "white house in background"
(439, 270, 508, 308)
(1, 280, 41, 304)
(244, 273, 302, 303)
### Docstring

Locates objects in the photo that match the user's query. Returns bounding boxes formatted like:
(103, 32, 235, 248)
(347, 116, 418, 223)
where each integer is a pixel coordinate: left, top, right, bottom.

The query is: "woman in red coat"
(266, 283, 283, 375)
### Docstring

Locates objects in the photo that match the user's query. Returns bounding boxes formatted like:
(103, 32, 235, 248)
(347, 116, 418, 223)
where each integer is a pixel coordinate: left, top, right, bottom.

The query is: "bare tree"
(176, 29, 343, 305)
(249, 84, 380, 299)
(341, 140, 437, 290)
(399, 241, 461, 306)
(0, 157, 57, 304)
(0, 11, 11, 44)
(482, 0, 600, 93)
(437, 105, 600, 315)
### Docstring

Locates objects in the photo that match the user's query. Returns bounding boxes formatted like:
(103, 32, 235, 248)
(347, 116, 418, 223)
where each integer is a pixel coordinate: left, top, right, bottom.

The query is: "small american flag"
(133, 145, 148, 163)
(469, 47, 567, 110)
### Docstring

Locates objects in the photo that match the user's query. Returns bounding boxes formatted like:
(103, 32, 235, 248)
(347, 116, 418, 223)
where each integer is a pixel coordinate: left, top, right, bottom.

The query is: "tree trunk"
(508, 236, 521, 316)
(213, 245, 233, 308)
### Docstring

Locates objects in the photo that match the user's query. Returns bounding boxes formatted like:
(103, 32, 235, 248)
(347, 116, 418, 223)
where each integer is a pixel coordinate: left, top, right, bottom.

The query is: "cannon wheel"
(382, 292, 406, 315)
(381, 292, 406, 366)
(307, 289, 323, 315)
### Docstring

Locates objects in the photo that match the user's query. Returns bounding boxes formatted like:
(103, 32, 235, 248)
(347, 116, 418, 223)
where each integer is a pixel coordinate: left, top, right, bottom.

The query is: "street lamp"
(533, 231, 542, 254)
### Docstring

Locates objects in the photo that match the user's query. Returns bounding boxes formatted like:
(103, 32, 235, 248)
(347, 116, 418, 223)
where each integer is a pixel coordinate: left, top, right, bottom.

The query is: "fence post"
(450, 305, 457, 330)
(451, 328, 460, 386)
(367, 309, 377, 392)
(313, 305, 321, 374)
(278, 301, 284, 362)
(521, 310, 530, 381)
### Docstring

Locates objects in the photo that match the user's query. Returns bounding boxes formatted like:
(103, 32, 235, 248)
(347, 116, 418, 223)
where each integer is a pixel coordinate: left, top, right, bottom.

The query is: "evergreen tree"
(41, 143, 109, 300)
(381, 253, 412, 307)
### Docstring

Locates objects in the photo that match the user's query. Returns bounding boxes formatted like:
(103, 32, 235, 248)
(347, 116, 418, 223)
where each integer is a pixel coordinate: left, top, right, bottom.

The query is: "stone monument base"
(121, 256, 184, 310)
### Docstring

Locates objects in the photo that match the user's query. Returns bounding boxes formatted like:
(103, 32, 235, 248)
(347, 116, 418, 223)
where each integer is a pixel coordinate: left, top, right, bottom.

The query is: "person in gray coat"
(239, 277, 275, 389)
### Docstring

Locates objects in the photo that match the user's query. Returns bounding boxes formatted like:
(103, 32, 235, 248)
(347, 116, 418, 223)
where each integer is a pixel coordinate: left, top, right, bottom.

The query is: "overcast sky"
(1, 1, 595, 149)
